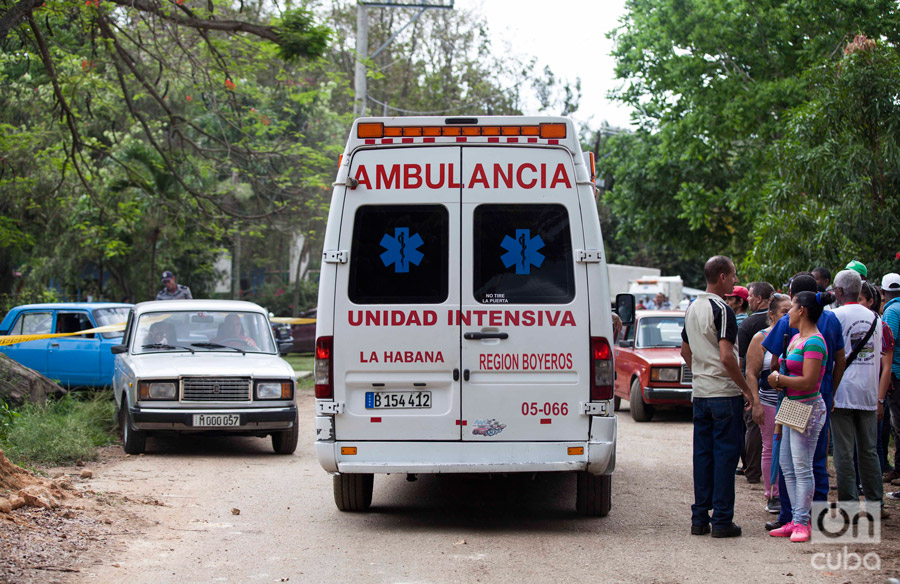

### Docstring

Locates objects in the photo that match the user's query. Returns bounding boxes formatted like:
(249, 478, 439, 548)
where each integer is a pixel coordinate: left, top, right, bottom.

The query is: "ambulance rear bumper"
(315, 415, 616, 476)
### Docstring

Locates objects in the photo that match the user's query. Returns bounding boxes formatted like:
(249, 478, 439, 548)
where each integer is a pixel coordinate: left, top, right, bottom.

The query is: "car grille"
(681, 364, 693, 385)
(182, 378, 251, 402)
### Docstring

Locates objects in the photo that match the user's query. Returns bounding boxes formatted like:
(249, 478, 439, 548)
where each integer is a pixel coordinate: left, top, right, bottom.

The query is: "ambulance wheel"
(334, 473, 374, 512)
(271, 411, 299, 454)
(630, 378, 654, 422)
(119, 396, 146, 455)
(613, 396, 621, 411)
(576, 472, 611, 517)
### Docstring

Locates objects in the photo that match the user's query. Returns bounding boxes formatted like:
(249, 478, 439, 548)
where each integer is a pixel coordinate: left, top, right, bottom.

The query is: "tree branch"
(0, 0, 42, 43)
(103, 0, 282, 43)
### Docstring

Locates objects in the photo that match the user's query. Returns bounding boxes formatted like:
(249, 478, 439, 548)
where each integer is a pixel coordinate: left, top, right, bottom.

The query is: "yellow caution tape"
(269, 317, 317, 325)
(1, 316, 316, 347)
(0, 323, 127, 347)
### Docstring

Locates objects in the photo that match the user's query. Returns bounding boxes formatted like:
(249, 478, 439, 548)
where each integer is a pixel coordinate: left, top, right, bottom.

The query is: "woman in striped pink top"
(766, 291, 834, 542)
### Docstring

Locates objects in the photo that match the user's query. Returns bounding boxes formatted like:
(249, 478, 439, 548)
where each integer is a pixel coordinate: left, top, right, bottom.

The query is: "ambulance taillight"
(590, 337, 614, 400)
(315, 336, 334, 399)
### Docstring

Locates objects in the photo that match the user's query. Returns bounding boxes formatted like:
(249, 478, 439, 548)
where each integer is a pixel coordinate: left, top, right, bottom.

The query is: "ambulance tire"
(613, 396, 621, 411)
(271, 411, 299, 454)
(629, 377, 654, 422)
(119, 396, 146, 455)
(334, 473, 374, 512)
(576, 472, 611, 517)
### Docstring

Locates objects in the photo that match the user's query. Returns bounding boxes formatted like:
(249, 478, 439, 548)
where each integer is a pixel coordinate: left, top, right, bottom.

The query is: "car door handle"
(453, 369, 460, 381)
(50, 343, 59, 348)
(463, 332, 509, 340)
(464, 369, 470, 381)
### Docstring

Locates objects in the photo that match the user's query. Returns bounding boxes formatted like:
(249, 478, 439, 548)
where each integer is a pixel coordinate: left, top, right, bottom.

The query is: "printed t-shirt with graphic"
(832, 303, 883, 411)
(762, 310, 844, 400)
(783, 332, 828, 402)
(884, 296, 900, 377)
(680, 292, 741, 399)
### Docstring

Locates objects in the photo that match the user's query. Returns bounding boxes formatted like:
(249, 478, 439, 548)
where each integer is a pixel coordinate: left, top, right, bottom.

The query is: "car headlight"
(255, 380, 293, 400)
(139, 381, 177, 400)
(650, 367, 681, 382)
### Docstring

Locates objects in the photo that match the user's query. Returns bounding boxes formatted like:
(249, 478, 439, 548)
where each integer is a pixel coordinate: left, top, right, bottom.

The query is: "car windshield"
(133, 311, 276, 354)
(636, 316, 685, 348)
(93, 307, 130, 339)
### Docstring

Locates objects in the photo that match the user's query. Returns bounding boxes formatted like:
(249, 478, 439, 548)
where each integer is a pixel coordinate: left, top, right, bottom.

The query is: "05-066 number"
(521, 402, 568, 416)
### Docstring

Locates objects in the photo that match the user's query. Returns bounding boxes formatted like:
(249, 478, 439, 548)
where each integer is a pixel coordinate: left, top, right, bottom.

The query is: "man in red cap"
(724, 285, 750, 326)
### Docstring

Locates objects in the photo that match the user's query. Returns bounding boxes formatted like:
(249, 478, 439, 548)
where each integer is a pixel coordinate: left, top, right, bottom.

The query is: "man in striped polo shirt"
(681, 255, 762, 539)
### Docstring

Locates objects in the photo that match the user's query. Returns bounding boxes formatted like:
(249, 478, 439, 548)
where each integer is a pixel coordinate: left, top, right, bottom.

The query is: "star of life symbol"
(500, 229, 545, 275)
(380, 227, 424, 273)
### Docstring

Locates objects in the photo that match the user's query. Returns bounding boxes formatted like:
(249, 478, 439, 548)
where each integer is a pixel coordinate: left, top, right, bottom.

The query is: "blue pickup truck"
(0, 303, 132, 388)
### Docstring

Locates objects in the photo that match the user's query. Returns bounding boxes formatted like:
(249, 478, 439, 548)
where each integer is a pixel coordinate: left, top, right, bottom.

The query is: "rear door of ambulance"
(331, 146, 461, 441)
(460, 146, 591, 441)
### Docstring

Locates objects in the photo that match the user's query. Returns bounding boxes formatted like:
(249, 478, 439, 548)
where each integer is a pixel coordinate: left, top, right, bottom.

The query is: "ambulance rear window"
(473, 204, 575, 304)
(349, 205, 449, 304)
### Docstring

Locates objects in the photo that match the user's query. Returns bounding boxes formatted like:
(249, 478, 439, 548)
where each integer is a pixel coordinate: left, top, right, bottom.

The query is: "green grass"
(0, 391, 118, 466)
(282, 353, 315, 391)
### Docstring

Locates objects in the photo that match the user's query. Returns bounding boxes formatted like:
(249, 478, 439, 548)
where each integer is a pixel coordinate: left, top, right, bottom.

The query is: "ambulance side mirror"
(616, 293, 636, 326)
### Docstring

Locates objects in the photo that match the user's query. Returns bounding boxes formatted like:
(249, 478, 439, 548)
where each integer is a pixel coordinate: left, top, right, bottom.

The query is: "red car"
(614, 310, 692, 422)
(288, 308, 317, 353)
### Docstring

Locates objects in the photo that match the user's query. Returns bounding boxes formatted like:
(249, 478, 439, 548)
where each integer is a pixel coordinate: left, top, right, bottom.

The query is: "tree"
(0, 0, 338, 301)
(746, 35, 900, 283)
(604, 0, 900, 277)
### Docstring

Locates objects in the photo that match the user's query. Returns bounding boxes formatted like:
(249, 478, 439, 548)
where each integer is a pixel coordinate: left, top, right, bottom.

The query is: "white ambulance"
(314, 116, 631, 516)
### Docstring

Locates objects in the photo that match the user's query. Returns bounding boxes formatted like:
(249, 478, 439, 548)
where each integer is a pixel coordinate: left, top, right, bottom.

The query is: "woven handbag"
(775, 398, 812, 433)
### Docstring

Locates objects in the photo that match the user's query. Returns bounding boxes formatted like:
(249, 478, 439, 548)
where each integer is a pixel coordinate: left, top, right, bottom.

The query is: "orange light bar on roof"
(540, 123, 567, 139)
(356, 123, 567, 140)
(357, 123, 384, 138)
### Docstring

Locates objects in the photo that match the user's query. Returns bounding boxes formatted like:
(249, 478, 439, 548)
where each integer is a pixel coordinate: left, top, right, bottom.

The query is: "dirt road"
(65, 392, 899, 583)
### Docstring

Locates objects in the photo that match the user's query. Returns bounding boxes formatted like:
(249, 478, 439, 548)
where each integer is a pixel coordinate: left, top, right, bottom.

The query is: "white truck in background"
(628, 275, 684, 308)
(606, 264, 660, 299)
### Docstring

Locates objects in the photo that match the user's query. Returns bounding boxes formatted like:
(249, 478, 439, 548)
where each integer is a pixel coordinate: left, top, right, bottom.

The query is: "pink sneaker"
(769, 522, 795, 537)
(790, 523, 811, 543)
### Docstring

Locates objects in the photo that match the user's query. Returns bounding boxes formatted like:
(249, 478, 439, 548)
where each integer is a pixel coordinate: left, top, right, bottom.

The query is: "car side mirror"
(111, 344, 128, 354)
(618, 339, 634, 349)
(616, 293, 636, 326)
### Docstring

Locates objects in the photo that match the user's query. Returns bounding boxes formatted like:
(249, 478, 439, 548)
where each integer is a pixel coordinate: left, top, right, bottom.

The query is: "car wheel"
(119, 396, 146, 455)
(613, 396, 621, 412)
(333, 473, 374, 512)
(630, 377, 654, 422)
(271, 410, 299, 454)
(575, 471, 611, 517)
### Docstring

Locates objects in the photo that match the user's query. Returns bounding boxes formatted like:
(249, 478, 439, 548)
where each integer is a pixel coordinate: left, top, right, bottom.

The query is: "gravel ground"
(1, 398, 899, 583)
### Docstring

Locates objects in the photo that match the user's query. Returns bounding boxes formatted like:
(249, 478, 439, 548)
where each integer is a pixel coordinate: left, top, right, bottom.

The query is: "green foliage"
(746, 37, 900, 283)
(245, 280, 318, 316)
(604, 0, 900, 280)
(0, 400, 20, 442)
(278, 8, 332, 61)
(0, 392, 118, 466)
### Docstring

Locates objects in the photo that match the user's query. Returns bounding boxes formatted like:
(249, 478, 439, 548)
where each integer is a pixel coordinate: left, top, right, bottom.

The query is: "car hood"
(629, 348, 686, 366)
(125, 352, 296, 379)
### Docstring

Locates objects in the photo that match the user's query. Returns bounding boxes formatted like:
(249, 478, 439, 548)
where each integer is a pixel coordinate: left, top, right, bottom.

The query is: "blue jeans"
(692, 395, 744, 529)
(777, 386, 833, 525)
(780, 398, 827, 526)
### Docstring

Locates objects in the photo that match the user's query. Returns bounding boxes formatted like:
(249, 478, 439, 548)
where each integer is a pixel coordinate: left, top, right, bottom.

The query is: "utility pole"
(353, 0, 454, 118)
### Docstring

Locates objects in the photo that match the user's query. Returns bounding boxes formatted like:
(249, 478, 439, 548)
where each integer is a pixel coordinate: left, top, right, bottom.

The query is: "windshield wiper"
(141, 343, 195, 353)
(191, 342, 245, 355)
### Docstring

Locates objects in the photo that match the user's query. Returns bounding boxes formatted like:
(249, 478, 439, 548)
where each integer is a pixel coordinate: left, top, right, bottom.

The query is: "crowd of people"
(680, 256, 899, 542)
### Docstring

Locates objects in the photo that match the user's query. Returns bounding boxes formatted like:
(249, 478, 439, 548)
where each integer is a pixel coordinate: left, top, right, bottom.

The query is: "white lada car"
(112, 300, 299, 455)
